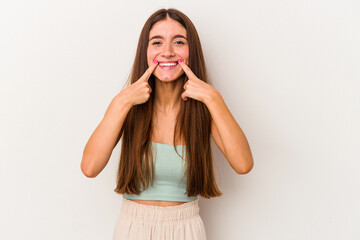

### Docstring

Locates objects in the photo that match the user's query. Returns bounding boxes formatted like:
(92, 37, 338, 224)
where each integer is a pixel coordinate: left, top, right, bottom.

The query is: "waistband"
(120, 196, 200, 223)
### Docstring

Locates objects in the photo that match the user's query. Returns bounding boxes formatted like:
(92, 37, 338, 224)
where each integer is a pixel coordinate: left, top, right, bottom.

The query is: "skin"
(81, 14, 253, 210)
(130, 17, 254, 207)
(147, 17, 189, 114)
(130, 18, 190, 207)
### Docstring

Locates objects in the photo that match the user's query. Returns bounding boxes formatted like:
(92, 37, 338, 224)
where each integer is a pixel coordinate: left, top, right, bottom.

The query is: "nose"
(161, 43, 175, 58)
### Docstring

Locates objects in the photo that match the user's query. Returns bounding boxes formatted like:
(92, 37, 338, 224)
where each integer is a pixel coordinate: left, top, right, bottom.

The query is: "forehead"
(149, 18, 187, 38)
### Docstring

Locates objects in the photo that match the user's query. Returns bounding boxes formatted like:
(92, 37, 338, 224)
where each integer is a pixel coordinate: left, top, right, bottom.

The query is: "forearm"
(81, 93, 132, 178)
(205, 90, 254, 173)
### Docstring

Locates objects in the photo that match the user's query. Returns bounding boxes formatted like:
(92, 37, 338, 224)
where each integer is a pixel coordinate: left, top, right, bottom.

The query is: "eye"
(152, 41, 161, 45)
(175, 40, 184, 45)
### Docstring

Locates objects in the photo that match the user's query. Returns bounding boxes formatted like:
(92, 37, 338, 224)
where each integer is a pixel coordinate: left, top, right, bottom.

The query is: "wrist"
(204, 88, 221, 106)
(103, 91, 132, 123)
(116, 90, 133, 109)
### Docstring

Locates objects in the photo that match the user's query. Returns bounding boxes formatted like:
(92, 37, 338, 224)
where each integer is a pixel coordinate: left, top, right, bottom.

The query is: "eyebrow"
(149, 35, 187, 41)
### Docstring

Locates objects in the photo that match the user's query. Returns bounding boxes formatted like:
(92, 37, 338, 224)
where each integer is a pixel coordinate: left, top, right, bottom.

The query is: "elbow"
(236, 159, 254, 175)
(237, 167, 252, 175)
(81, 160, 97, 178)
(82, 169, 96, 178)
(81, 166, 95, 178)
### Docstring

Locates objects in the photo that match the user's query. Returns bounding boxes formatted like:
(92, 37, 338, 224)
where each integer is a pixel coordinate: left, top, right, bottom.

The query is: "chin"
(155, 74, 183, 82)
(156, 76, 176, 81)
(153, 66, 185, 82)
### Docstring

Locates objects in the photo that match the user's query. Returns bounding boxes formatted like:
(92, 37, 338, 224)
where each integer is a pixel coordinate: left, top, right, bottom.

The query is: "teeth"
(159, 62, 177, 67)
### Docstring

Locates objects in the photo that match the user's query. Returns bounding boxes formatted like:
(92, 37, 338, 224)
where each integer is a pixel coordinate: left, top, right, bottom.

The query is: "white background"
(1, 0, 359, 239)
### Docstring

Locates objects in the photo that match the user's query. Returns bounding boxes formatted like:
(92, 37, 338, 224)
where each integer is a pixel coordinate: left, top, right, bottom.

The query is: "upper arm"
(211, 119, 227, 158)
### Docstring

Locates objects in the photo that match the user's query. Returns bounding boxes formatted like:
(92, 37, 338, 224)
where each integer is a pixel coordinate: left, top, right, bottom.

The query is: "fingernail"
(178, 59, 182, 63)
(154, 60, 158, 64)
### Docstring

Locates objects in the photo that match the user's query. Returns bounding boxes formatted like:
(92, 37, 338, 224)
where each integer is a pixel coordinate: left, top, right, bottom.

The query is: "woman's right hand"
(121, 61, 158, 107)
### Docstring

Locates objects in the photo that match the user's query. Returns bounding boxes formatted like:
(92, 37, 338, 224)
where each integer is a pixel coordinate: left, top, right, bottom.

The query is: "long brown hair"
(114, 8, 222, 198)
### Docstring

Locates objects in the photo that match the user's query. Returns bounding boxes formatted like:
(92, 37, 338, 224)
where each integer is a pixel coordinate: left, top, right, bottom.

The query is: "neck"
(154, 77, 183, 113)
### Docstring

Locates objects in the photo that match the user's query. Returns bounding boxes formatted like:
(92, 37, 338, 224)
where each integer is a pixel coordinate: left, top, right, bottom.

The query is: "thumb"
(182, 92, 188, 101)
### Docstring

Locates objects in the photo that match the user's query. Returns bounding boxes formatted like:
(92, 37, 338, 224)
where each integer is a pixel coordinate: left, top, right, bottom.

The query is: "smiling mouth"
(158, 61, 178, 67)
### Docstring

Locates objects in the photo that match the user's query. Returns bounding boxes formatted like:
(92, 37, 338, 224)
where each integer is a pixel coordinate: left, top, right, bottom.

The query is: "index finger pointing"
(140, 60, 158, 82)
(177, 59, 197, 80)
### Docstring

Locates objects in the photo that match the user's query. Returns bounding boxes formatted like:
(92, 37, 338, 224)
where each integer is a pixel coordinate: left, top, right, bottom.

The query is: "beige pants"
(112, 196, 207, 240)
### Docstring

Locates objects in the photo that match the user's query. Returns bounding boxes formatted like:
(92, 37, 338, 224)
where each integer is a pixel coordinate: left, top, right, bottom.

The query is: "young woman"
(81, 8, 254, 240)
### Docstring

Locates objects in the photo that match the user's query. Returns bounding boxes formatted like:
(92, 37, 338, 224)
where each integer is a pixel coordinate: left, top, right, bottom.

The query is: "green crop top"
(123, 142, 199, 202)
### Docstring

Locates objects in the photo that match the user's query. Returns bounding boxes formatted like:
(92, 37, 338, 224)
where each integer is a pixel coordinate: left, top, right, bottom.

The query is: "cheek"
(176, 48, 189, 62)
(147, 48, 158, 63)
(147, 48, 155, 57)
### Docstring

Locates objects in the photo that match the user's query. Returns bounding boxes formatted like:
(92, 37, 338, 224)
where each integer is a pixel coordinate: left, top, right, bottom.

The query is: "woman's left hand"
(178, 59, 218, 103)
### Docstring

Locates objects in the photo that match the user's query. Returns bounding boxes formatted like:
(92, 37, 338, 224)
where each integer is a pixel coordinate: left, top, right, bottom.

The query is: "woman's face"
(147, 18, 189, 82)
